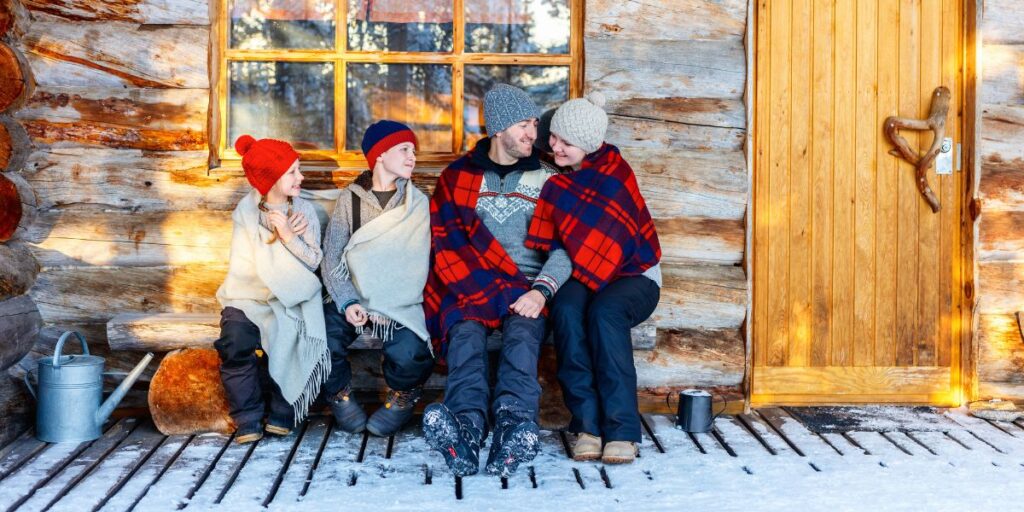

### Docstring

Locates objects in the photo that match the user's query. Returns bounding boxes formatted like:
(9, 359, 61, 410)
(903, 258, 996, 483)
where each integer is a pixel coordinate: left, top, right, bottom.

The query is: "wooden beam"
(0, 43, 25, 114)
(0, 295, 41, 371)
(21, 0, 211, 24)
(0, 241, 38, 301)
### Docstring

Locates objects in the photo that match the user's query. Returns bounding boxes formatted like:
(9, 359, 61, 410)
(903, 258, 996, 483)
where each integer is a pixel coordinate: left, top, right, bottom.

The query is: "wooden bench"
(107, 312, 659, 352)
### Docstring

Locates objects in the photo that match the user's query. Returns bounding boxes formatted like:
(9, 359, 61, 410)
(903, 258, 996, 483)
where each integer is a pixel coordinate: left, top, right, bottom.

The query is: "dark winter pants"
(443, 314, 546, 432)
(550, 277, 660, 443)
(322, 303, 435, 392)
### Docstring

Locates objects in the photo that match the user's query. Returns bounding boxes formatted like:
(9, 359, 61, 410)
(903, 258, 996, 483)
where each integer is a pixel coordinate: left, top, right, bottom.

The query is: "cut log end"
(0, 173, 22, 242)
(0, 118, 10, 171)
(0, 43, 26, 113)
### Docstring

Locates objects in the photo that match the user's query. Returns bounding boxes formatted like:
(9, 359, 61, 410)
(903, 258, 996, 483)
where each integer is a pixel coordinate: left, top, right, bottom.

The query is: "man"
(422, 84, 571, 477)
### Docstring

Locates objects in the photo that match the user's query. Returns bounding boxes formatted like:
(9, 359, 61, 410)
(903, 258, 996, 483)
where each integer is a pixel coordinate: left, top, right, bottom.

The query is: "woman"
(526, 92, 662, 464)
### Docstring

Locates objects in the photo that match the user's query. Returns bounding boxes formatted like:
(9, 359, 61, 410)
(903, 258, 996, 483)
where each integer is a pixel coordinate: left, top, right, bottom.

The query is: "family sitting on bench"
(214, 84, 663, 478)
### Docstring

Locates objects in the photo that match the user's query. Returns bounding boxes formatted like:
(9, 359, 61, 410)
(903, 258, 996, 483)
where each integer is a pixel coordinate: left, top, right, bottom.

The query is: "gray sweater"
(471, 147, 571, 295)
(321, 172, 408, 312)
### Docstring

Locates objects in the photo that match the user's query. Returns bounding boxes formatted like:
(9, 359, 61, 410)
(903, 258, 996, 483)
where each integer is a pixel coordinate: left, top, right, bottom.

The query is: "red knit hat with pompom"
(235, 135, 300, 196)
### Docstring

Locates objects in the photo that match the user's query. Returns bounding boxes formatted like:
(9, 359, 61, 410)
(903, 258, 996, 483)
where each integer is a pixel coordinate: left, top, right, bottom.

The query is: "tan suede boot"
(571, 433, 602, 461)
(601, 441, 638, 464)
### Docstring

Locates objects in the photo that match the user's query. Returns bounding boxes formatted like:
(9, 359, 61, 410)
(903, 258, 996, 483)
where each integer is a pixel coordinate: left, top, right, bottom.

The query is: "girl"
(215, 135, 340, 444)
(526, 92, 662, 464)
(321, 120, 434, 436)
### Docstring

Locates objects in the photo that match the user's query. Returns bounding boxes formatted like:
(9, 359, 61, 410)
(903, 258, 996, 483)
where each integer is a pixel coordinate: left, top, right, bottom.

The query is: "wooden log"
(637, 385, 744, 415)
(607, 115, 745, 152)
(0, 172, 20, 242)
(654, 217, 744, 265)
(980, 104, 1024, 164)
(0, 2, 11, 39)
(634, 328, 745, 389)
(0, 116, 30, 174)
(29, 264, 224, 324)
(977, 313, 1024, 400)
(26, 209, 233, 267)
(1, 171, 35, 242)
(16, 87, 208, 150)
(0, 374, 33, 448)
(21, 51, 133, 88)
(0, 43, 26, 113)
(977, 261, 1024, 314)
(628, 148, 748, 220)
(983, 0, 1024, 44)
(23, 148, 245, 211)
(0, 117, 10, 171)
(981, 44, 1024, 105)
(0, 241, 39, 301)
(585, 0, 747, 42)
(981, 154, 1024, 212)
(602, 97, 746, 131)
(0, 295, 42, 371)
(654, 263, 747, 330)
(22, 0, 210, 24)
(20, 22, 208, 88)
(980, 210, 1024, 261)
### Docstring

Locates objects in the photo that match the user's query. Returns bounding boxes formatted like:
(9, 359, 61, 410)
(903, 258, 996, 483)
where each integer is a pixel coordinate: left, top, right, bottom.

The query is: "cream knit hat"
(549, 91, 608, 154)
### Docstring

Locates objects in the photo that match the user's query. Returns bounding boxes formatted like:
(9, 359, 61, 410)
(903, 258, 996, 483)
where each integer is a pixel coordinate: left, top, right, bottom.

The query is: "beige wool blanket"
(329, 180, 431, 346)
(216, 191, 330, 424)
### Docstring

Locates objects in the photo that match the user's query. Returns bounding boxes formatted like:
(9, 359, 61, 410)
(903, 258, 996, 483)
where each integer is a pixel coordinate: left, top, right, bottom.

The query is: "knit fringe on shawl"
(288, 315, 332, 426)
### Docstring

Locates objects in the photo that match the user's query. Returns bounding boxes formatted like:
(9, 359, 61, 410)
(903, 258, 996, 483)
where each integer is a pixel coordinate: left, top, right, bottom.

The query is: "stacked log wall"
(977, 0, 1024, 401)
(10, 0, 749, 407)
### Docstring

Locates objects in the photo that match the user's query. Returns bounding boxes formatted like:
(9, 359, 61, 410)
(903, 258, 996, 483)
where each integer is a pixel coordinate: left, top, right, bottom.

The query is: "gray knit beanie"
(484, 84, 541, 136)
(549, 91, 608, 154)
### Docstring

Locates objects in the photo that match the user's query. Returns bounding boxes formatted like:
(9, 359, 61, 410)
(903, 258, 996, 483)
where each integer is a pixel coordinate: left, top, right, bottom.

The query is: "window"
(215, 0, 583, 168)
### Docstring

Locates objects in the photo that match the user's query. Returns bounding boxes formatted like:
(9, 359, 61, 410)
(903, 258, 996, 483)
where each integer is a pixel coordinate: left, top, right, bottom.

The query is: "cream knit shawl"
(330, 180, 431, 347)
(216, 191, 330, 424)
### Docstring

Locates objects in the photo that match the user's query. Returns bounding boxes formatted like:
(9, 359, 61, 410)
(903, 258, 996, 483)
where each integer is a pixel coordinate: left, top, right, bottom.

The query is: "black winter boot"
(328, 385, 367, 433)
(367, 387, 422, 436)
(422, 403, 482, 477)
(484, 409, 540, 477)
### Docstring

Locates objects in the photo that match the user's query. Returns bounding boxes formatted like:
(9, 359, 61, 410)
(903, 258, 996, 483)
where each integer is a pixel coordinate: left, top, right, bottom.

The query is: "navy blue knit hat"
(361, 120, 418, 169)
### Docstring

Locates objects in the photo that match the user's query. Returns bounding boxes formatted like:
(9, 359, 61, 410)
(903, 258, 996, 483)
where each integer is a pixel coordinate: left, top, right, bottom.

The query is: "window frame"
(211, 0, 585, 170)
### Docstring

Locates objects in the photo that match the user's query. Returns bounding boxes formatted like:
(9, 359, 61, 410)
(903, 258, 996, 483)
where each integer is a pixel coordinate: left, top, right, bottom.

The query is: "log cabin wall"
(976, 0, 1024, 401)
(3, 0, 748, 409)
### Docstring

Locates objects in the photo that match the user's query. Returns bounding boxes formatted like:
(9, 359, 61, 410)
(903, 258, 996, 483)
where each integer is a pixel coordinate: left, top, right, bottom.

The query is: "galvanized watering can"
(24, 331, 153, 443)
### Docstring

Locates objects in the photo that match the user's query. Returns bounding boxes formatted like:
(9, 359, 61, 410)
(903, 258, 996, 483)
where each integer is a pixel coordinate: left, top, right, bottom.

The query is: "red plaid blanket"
(526, 144, 661, 292)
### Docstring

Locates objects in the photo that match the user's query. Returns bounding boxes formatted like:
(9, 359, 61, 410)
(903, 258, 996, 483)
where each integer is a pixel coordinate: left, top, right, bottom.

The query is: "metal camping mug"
(676, 389, 715, 433)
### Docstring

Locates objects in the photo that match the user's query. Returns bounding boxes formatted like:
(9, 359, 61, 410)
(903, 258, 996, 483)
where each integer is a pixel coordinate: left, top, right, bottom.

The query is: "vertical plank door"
(752, 0, 965, 405)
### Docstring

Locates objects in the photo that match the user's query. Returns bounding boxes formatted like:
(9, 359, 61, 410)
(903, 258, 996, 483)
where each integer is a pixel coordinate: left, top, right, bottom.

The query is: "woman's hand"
(289, 212, 309, 237)
(266, 210, 296, 243)
(510, 289, 546, 319)
(345, 303, 369, 326)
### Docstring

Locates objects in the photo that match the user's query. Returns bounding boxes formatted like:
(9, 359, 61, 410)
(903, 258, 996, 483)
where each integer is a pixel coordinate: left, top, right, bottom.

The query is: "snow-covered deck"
(2, 408, 1024, 512)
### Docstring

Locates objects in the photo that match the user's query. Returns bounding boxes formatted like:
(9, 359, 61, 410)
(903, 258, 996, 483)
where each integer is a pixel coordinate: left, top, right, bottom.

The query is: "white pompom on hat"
(549, 91, 608, 154)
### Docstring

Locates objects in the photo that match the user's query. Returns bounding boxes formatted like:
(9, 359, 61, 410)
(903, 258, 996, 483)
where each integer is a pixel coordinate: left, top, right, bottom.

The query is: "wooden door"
(752, 0, 965, 405)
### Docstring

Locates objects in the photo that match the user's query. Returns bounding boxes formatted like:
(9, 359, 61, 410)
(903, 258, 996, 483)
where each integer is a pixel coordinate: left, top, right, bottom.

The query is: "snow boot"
(601, 441, 638, 464)
(484, 410, 540, 477)
(366, 387, 422, 437)
(329, 384, 367, 433)
(423, 403, 482, 477)
(235, 421, 263, 444)
(571, 433, 602, 461)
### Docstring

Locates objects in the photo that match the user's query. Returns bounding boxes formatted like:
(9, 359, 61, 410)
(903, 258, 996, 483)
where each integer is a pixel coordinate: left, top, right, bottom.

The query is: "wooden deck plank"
(300, 425, 368, 501)
(736, 413, 797, 456)
(530, 430, 585, 492)
(757, 408, 843, 458)
(216, 424, 306, 507)
(48, 421, 166, 512)
(0, 437, 100, 509)
(644, 414, 703, 455)
(942, 413, 1018, 455)
(165, 433, 245, 510)
(0, 431, 47, 481)
(264, 416, 331, 505)
(95, 434, 192, 512)
(844, 431, 912, 462)
(15, 418, 139, 512)
(131, 433, 231, 511)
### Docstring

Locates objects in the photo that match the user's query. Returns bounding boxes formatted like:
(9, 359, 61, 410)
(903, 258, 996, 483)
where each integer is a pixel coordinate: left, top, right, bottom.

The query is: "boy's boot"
(367, 387, 423, 436)
(484, 408, 540, 477)
(601, 441, 638, 464)
(423, 403, 482, 477)
(235, 421, 263, 444)
(328, 384, 367, 433)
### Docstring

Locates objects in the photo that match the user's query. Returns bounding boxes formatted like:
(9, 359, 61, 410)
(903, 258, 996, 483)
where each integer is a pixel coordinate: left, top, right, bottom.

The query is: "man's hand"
(510, 289, 546, 319)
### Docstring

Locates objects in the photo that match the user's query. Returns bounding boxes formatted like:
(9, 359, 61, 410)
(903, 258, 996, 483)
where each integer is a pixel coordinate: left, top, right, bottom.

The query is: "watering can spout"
(95, 352, 154, 427)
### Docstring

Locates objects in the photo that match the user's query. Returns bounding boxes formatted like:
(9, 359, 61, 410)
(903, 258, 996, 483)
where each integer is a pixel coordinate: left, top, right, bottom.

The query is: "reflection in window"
(346, 64, 453, 153)
(464, 65, 568, 149)
(465, 0, 569, 54)
(347, 0, 453, 52)
(229, 61, 335, 150)
(230, 0, 335, 50)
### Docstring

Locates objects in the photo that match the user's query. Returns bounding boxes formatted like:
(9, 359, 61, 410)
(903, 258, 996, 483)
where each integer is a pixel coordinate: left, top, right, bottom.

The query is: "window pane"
(229, 61, 335, 150)
(347, 0, 453, 52)
(465, 0, 569, 54)
(346, 64, 453, 153)
(230, 0, 335, 49)
(463, 65, 568, 150)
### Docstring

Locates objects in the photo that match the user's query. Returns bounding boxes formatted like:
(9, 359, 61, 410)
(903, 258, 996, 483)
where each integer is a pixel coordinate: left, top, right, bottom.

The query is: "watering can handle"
(52, 331, 90, 369)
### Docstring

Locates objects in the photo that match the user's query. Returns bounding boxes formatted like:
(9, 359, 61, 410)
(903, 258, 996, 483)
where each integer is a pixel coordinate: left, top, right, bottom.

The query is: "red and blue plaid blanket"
(526, 144, 661, 292)
(423, 150, 533, 357)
